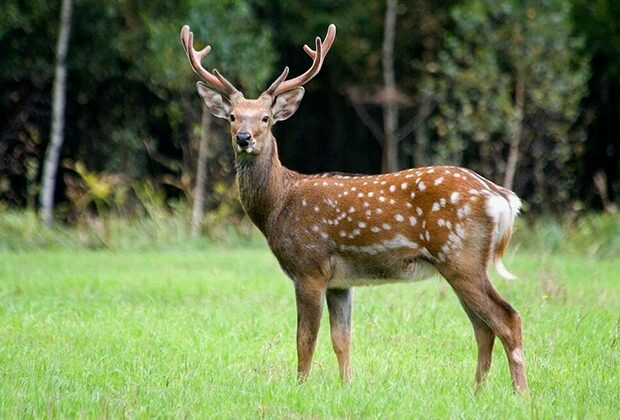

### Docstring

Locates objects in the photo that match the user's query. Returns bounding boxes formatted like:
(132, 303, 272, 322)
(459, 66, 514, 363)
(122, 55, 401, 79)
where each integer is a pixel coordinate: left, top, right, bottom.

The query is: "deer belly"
(328, 255, 438, 289)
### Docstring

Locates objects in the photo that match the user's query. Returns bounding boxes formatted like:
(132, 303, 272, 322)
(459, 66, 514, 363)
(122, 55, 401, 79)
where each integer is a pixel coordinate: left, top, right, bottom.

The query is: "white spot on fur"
(457, 204, 471, 219)
(348, 207, 356, 213)
(418, 182, 426, 191)
(382, 223, 391, 230)
(434, 176, 444, 185)
(314, 206, 320, 213)
(302, 199, 307, 207)
(409, 216, 417, 226)
(389, 185, 396, 192)
(379, 196, 386, 202)
(368, 192, 375, 198)
(450, 192, 461, 204)
(416, 207, 423, 216)
(394, 214, 404, 222)
(358, 221, 367, 228)
(401, 182, 408, 190)
(432, 202, 440, 212)
(371, 226, 380, 233)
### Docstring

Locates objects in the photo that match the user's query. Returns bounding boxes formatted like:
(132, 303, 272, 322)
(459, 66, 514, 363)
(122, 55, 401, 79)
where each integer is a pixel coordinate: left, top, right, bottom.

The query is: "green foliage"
(512, 213, 620, 258)
(573, 0, 620, 81)
(0, 0, 275, 209)
(0, 248, 618, 416)
(423, 0, 589, 208)
(1, 0, 618, 216)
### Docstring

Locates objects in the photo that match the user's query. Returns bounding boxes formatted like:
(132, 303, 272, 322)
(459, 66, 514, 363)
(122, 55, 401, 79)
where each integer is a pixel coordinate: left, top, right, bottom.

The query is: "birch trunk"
(503, 71, 524, 190)
(40, 0, 73, 227)
(381, 0, 399, 173)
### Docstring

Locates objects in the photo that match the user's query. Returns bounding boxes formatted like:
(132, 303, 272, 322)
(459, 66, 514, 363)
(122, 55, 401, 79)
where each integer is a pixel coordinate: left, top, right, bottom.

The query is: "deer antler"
(263, 24, 336, 97)
(180, 25, 240, 96)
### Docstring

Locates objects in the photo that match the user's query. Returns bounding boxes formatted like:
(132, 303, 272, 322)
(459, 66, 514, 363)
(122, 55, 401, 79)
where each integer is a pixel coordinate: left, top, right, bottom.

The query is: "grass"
(1, 244, 618, 417)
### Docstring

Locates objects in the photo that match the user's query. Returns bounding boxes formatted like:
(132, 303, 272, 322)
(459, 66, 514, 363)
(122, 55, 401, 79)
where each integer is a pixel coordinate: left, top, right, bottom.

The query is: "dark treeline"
(1, 0, 618, 224)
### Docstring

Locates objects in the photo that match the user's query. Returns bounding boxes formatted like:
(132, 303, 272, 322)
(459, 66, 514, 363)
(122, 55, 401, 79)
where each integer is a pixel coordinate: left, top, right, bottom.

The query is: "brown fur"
(181, 23, 528, 392)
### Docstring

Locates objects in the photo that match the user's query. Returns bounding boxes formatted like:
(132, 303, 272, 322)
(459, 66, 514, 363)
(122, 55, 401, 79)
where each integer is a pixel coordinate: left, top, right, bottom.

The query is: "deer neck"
(235, 134, 293, 233)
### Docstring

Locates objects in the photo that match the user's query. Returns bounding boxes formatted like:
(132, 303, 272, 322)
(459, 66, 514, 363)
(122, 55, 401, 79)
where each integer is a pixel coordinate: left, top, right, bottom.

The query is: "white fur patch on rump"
(485, 193, 521, 280)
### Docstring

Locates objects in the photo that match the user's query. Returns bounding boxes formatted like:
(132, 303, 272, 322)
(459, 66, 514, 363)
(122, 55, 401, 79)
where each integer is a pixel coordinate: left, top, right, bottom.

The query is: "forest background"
(1, 0, 618, 240)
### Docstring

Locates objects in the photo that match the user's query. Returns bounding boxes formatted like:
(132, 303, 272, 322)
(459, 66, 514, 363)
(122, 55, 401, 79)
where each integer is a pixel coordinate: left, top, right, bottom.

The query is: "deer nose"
(236, 132, 252, 147)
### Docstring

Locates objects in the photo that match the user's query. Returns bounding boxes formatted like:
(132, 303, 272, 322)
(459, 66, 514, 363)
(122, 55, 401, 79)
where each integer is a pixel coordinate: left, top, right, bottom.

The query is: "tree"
(39, 0, 73, 226)
(423, 0, 589, 208)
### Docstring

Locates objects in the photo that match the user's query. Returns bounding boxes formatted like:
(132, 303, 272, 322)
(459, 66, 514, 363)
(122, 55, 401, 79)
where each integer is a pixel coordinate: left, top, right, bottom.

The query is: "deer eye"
(262, 116, 269, 123)
(230, 114, 236, 122)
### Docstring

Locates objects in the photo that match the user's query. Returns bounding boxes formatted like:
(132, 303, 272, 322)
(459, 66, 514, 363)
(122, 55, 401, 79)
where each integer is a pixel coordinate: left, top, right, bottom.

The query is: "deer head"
(180, 24, 336, 158)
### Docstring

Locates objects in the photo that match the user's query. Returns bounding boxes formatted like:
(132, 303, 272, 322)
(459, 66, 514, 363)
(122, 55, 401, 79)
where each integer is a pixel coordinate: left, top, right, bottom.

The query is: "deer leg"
(326, 288, 352, 383)
(295, 281, 325, 382)
(459, 299, 495, 388)
(448, 274, 528, 393)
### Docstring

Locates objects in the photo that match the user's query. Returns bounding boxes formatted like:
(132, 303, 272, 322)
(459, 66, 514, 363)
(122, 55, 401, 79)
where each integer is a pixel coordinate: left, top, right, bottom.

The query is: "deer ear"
(272, 87, 305, 122)
(196, 82, 231, 119)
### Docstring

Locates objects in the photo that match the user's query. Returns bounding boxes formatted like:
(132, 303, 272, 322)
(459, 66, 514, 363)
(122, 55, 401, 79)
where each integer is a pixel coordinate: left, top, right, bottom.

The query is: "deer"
(180, 23, 528, 393)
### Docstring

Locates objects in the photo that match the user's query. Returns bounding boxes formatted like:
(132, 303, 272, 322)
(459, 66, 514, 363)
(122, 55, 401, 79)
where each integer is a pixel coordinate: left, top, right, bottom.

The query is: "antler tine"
(263, 66, 290, 97)
(303, 23, 336, 59)
(180, 25, 239, 96)
(265, 24, 336, 97)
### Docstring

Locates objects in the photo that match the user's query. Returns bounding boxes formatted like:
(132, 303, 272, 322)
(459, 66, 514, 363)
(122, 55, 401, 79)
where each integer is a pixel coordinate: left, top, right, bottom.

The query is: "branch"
(350, 99, 384, 145)
(396, 102, 436, 143)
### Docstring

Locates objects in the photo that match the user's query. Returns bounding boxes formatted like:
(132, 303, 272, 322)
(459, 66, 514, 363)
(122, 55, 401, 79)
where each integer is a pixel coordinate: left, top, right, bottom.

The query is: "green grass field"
(1, 245, 618, 417)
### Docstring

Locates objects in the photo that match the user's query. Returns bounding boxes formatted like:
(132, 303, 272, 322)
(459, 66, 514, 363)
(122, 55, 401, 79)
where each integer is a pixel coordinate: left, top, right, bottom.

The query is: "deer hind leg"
(294, 280, 325, 382)
(326, 288, 352, 383)
(459, 299, 495, 387)
(447, 272, 528, 392)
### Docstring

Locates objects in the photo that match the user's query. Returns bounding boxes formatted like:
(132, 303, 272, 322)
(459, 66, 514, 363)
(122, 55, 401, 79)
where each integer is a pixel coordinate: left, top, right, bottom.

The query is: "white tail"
(181, 22, 528, 392)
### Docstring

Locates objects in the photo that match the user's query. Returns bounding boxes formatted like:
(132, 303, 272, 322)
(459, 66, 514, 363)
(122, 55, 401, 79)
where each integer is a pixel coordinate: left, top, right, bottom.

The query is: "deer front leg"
(326, 288, 352, 383)
(295, 281, 325, 382)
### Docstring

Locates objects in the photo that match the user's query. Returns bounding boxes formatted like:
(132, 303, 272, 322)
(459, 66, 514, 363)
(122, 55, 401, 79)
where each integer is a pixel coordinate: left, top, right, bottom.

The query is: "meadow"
(1, 229, 618, 418)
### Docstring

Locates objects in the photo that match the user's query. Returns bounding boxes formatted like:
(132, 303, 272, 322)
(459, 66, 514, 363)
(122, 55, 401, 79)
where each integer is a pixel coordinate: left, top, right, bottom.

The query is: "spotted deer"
(180, 23, 528, 392)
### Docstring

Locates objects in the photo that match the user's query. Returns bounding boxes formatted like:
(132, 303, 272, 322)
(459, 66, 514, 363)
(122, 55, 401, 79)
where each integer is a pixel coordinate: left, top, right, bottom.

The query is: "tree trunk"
(381, 0, 399, 173)
(413, 100, 431, 167)
(40, 0, 73, 227)
(503, 70, 524, 191)
(191, 107, 211, 238)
